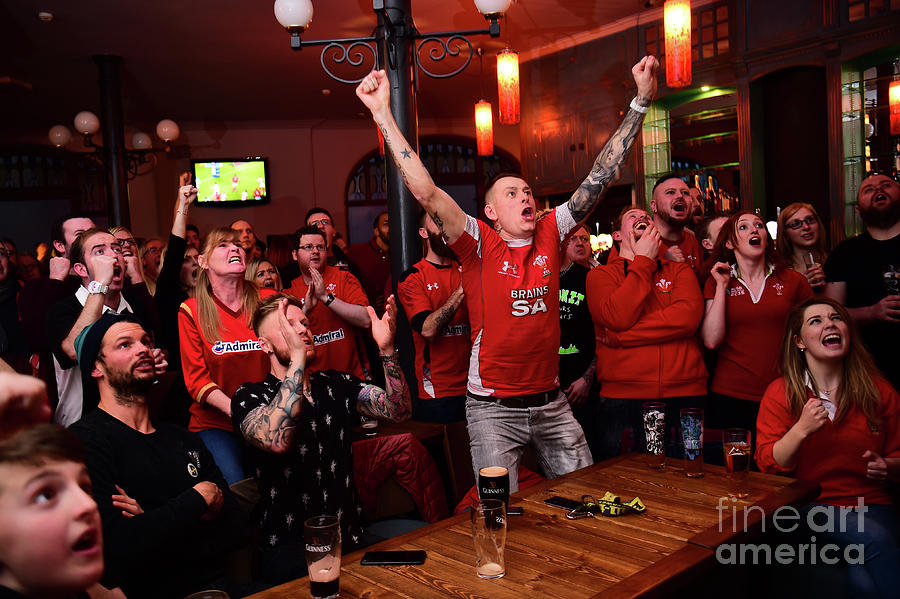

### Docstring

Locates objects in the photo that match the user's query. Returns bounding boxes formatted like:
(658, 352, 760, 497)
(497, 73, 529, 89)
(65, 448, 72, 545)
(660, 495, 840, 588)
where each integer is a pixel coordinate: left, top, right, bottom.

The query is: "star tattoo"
(401, 149, 411, 159)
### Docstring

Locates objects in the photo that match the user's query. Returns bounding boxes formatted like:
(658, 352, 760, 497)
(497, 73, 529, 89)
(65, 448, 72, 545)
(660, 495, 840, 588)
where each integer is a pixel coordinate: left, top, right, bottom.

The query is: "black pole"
(377, 0, 419, 407)
(378, 0, 419, 280)
(94, 55, 130, 228)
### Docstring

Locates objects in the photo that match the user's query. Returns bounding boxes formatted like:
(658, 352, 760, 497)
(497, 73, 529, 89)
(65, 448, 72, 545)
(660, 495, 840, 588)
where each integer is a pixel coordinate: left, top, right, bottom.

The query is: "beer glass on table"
(304, 515, 341, 599)
(478, 466, 509, 508)
(642, 402, 666, 469)
(470, 499, 507, 579)
(680, 408, 704, 478)
(723, 429, 752, 498)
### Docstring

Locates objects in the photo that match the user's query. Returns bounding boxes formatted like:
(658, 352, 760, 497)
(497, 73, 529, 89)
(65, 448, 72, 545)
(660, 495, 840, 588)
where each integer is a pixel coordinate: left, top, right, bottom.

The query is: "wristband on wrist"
(630, 97, 650, 114)
(323, 293, 336, 306)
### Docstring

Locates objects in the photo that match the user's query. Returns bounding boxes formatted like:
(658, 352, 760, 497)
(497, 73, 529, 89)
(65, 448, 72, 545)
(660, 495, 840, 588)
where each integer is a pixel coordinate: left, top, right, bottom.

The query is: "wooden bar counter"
(247, 454, 818, 599)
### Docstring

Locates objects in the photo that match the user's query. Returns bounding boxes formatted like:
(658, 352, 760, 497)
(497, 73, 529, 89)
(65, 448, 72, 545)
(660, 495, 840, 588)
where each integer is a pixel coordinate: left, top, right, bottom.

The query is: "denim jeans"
(465, 392, 592, 493)
(197, 428, 246, 485)
(800, 503, 900, 598)
(414, 394, 466, 424)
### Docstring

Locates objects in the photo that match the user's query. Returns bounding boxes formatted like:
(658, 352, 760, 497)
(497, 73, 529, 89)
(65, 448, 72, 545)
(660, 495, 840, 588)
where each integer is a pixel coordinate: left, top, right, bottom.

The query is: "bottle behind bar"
(706, 175, 717, 212)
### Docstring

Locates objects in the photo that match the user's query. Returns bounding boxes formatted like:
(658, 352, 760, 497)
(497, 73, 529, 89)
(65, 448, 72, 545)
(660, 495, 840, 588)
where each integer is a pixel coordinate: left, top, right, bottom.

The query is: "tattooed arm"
(356, 71, 466, 244)
(356, 294, 412, 422)
(421, 284, 464, 340)
(566, 56, 659, 224)
(238, 298, 310, 454)
(239, 364, 306, 454)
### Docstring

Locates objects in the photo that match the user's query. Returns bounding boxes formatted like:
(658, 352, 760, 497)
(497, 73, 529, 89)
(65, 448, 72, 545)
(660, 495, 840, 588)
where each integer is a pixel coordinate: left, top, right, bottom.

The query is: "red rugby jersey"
(178, 290, 273, 432)
(285, 264, 368, 378)
(703, 267, 813, 401)
(450, 209, 576, 397)
(660, 230, 702, 276)
(397, 259, 470, 399)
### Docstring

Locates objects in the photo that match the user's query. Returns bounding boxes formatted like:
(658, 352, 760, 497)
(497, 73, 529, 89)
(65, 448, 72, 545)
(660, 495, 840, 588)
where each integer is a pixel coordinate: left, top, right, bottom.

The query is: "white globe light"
(73, 111, 100, 135)
(48, 125, 72, 147)
(132, 132, 152, 150)
(474, 0, 511, 15)
(766, 220, 778, 240)
(156, 119, 180, 142)
(274, 0, 313, 30)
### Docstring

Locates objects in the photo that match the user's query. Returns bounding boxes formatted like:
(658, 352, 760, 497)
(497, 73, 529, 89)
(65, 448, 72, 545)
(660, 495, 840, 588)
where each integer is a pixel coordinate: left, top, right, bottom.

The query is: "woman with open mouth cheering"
(701, 211, 813, 443)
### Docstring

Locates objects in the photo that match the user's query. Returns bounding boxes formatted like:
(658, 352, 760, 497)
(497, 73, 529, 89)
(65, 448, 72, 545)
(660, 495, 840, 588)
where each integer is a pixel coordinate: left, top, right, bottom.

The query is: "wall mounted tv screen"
(191, 158, 270, 206)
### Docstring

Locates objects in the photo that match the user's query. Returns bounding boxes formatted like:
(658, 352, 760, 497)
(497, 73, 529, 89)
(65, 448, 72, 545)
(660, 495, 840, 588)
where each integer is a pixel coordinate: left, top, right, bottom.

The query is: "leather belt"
(468, 388, 560, 409)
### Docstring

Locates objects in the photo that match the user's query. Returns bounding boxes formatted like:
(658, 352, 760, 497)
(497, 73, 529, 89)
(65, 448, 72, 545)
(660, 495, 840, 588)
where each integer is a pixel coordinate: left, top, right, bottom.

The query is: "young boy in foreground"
(0, 423, 104, 598)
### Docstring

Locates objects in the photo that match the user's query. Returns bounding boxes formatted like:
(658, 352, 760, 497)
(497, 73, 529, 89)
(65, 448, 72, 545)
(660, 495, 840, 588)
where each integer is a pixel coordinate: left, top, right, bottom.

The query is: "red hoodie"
(587, 255, 707, 399)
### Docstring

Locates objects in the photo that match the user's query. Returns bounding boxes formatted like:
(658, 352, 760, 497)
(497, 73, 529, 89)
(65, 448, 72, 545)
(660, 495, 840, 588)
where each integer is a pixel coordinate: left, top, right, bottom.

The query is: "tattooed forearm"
(239, 366, 306, 453)
(357, 353, 411, 422)
(566, 106, 647, 223)
(421, 285, 464, 339)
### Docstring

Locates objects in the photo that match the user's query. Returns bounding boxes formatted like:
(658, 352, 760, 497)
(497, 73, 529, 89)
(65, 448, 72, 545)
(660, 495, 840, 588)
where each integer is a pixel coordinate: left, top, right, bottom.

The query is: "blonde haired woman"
(178, 227, 273, 483)
(756, 297, 899, 597)
(246, 259, 282, 291)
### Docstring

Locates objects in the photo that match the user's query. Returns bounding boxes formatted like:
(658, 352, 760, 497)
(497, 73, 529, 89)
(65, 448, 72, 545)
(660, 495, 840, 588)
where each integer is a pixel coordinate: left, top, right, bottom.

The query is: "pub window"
(344, 135, 519, 244)
(847, 0, 896, 23)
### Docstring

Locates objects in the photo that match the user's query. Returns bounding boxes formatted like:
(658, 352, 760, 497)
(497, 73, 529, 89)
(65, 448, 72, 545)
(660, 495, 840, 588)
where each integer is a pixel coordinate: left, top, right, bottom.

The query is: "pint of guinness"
(478, 466, 509, 507)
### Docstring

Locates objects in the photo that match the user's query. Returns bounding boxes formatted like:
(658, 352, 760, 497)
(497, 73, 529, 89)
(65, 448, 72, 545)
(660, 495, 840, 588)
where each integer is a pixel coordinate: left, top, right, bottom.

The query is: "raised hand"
(49, 256, 71, 281)
(123, 255, 143, 283)
(664, 245, 685, 263)
(0, 372, 50, 439)
(797, 398, 828, 437)
(277, 297, 307, 367)
(632, 55, 659, 103)
(151, 347, 168, 375)
(710, 261, 731, 287)
(309, 267, 327, 302)
(177, 184, 198, 207)
(369, 294, 397, 353)
(632, 223, 661, 260)
(179, 171, 192, 187)
(356, 70, 391, 118)
(92, 254, 118, 286)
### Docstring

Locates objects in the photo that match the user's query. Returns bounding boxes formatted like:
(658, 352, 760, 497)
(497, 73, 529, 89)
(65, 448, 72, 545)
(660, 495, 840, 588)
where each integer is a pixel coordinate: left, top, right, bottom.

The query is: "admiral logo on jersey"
(211, 339, 261, 355)
(313, 328, 345, 345)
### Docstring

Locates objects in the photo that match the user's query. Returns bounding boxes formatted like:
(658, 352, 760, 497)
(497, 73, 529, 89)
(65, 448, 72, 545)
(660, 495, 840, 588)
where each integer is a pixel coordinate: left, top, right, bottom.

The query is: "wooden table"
(248, 454, 818, 599)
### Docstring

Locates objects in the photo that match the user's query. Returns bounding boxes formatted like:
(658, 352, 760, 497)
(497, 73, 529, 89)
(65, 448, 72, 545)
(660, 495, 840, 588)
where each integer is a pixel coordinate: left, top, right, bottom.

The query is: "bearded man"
(651, 175, 703, 276)
(825, 173, 900, 389)
(69, 314, 247, 599)
(397, 212, 470, 423)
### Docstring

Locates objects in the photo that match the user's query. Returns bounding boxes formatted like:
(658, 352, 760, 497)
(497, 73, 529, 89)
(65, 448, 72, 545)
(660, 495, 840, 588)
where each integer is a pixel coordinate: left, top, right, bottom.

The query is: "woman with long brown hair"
(776, 202, 828, 291)
(701, 210, 813, 432)
(178, 227, 273, 484)
(756, 297, 899, 596)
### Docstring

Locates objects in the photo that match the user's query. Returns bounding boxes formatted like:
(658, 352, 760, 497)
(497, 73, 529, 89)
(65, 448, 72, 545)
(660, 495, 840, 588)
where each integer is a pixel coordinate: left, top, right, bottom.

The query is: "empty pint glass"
(470, 499, 507, 579)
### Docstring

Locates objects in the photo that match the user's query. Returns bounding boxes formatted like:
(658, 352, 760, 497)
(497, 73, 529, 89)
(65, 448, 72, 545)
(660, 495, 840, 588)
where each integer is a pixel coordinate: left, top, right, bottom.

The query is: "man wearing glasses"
(284, 226, 371, 378)
(45, 229, 161, 426)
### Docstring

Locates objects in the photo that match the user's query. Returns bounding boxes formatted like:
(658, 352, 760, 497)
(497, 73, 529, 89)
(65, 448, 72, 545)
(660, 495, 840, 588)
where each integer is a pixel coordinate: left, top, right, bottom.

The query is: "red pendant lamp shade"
(890, 80, 900, 136)
(664, 0, 692, 88)
(475, 100, 493, 156)
(496, 49, 520, 125)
